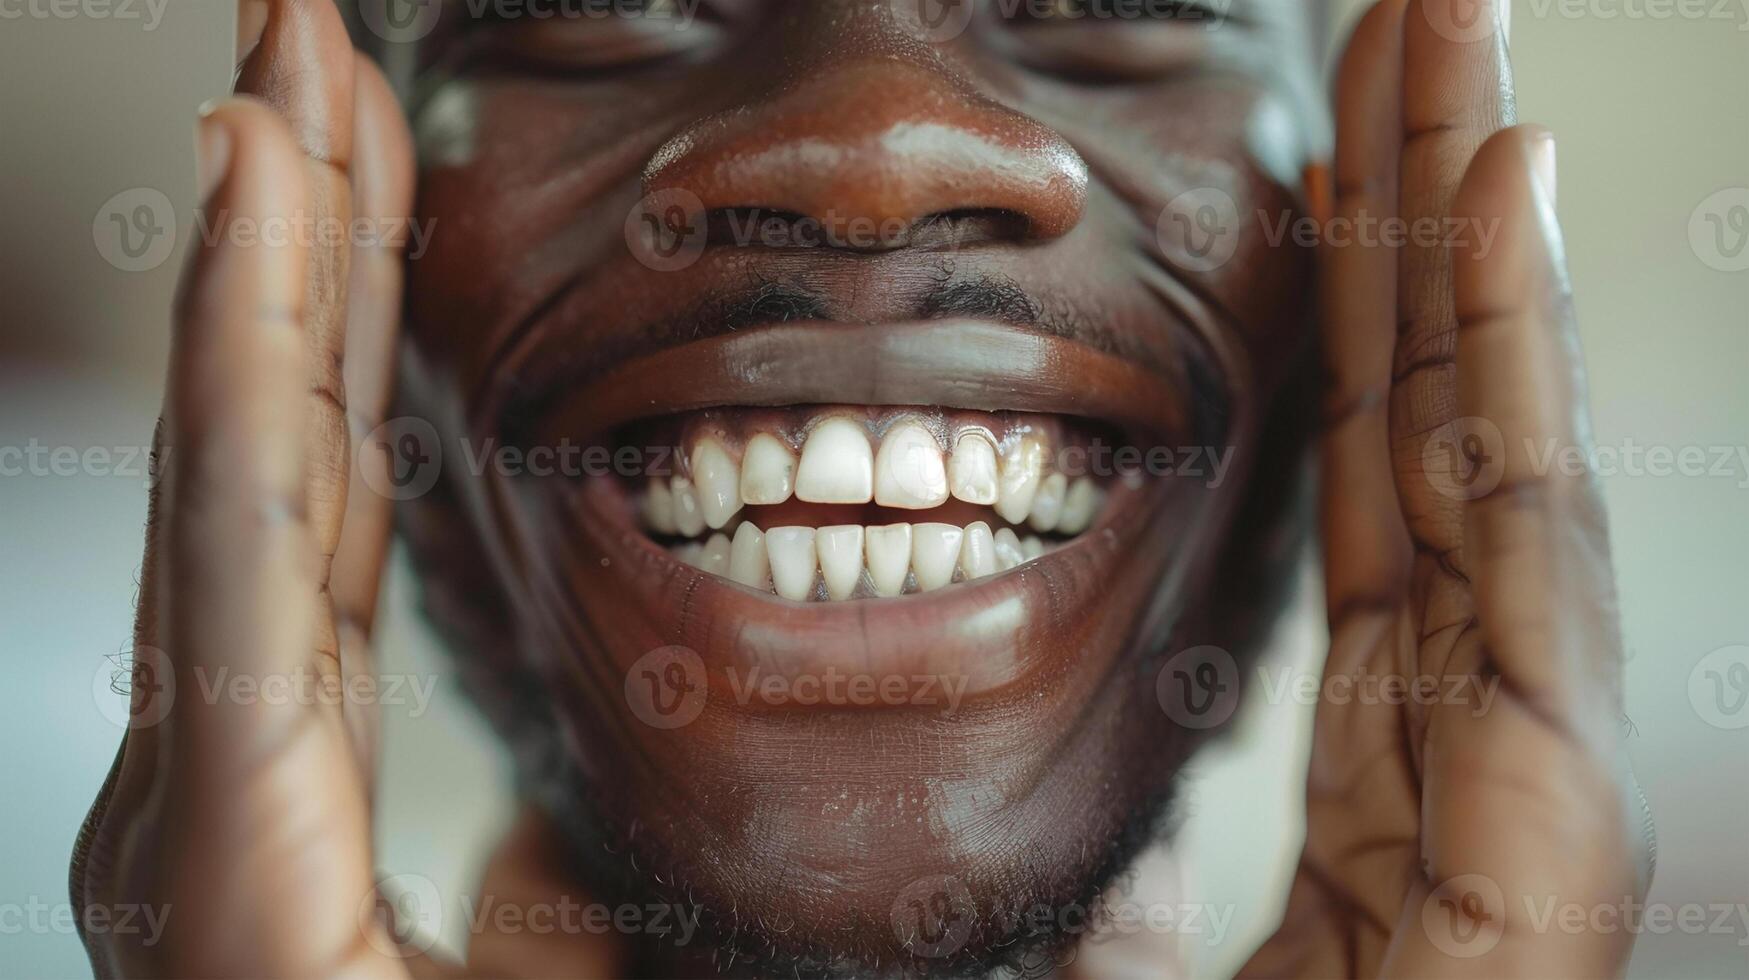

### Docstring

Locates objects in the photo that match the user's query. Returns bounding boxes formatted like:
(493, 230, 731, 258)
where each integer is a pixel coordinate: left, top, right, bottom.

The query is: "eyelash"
(455, 0, 726, 76)
(1007, 0, 1227, 26)
(472, 0, 699, 20)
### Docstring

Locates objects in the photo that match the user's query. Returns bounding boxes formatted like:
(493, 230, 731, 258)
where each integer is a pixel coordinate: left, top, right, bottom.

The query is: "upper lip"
(513, 318, 1191, 445)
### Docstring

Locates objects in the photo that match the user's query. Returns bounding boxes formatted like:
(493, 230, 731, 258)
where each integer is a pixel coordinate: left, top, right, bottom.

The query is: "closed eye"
(987, 0, 1253, 84)
(461, 0, 729, 75)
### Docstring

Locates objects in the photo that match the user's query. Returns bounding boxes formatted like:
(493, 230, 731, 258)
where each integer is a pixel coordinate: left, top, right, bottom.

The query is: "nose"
(643, 59, 1088, 250)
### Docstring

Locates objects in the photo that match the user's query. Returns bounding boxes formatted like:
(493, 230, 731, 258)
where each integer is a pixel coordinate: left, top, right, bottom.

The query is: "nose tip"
(643, 61, 1089, 249)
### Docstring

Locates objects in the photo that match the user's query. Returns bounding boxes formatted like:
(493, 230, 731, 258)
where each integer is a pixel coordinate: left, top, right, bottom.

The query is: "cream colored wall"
(2, 3, 1743, 976)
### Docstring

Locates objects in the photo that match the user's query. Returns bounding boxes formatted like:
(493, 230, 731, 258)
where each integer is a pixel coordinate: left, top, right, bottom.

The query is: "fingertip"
(235, 0, 357, 167)
(197, 98, 312, 228)
(350, 54, 416, 222)
(176, 98, 311, 348)
(1331, 0, 1406, 184)
(195, 113, 234, 206)
(1452, 125, 1561, 282)
(235, 0, 269, 70)
(1403, 0, 1515, 134)
(1337, 0, 1407, 93)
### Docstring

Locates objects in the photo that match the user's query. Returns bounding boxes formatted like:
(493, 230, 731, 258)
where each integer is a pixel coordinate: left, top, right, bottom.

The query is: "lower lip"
(554, 470, 1171, 703)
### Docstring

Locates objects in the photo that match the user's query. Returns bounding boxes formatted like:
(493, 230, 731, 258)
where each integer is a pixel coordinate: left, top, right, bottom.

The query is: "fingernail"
(1531, 130, 1557, 208)
(236, 0, 269, 69)
(196, 111, 234, 206)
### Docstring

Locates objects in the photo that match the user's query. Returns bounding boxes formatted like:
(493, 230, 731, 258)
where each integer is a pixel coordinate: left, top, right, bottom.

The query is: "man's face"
(400, 0, 1319, 971)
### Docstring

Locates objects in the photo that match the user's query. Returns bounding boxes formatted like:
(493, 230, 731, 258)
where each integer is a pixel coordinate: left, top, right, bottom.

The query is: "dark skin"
(72, 0, 1651, 977)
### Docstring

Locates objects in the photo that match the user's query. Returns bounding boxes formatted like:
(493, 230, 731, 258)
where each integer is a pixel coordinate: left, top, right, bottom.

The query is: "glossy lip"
(511, 319, 1195, 701)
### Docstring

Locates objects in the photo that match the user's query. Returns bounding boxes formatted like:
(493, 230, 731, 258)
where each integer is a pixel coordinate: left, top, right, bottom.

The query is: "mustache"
(684, 271, 1084, 338)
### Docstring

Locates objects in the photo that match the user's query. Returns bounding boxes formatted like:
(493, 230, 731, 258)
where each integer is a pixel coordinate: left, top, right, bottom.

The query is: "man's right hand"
(70, 2, 416, 974)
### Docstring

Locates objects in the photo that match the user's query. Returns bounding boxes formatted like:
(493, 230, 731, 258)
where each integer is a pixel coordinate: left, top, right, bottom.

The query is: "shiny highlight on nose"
(643, 60, 1090, 248)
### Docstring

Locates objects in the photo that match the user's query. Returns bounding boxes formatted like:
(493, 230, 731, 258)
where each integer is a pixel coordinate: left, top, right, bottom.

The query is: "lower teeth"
(667, 519, 1062, 601)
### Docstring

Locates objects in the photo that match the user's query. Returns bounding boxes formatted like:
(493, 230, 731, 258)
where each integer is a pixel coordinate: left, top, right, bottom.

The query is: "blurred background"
(2, 2, 1744, 977)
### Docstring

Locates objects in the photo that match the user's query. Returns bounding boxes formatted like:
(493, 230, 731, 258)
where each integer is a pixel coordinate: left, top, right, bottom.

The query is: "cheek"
(406, 81, 677, 367)
(1050, 81, 1317, 385)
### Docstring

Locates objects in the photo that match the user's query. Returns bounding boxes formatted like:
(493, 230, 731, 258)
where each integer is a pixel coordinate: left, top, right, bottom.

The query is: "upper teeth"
(794, 417, 875, 505)
(648, 416, 1100, 527)
(873, 422, 949, 509)
(947, 433, 999, 505)
(740, 433, 797, 505)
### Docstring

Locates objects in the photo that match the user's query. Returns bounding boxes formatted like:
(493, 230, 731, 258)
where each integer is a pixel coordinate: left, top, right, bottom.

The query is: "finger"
(237, 0, 358, 671)
(1320, 0, 1413, 623)
(1243, 7, 1420, 975)
(157, 98, 318, 778)
(146, 101, 395, 976)
(332, 54, 416, 782)
(1391, 126, 1648, 979)
(72, 12, 286, 950)
(1451, 126, 1622, 747)
(1389, 0, 1515, 568)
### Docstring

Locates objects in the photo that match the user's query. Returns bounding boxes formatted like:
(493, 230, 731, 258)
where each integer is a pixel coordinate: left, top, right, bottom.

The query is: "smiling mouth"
(632, 406, 1115, 602)
(513, 319, 1206, 690)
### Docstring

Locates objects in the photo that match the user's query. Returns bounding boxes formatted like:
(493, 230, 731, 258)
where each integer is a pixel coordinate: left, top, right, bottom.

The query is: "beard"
(521, 749, 1192, 980)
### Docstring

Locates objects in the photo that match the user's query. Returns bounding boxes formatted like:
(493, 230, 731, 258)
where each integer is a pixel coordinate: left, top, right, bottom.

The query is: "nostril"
(911, 209, 1034, 250)
(702, 208, 811, 249)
